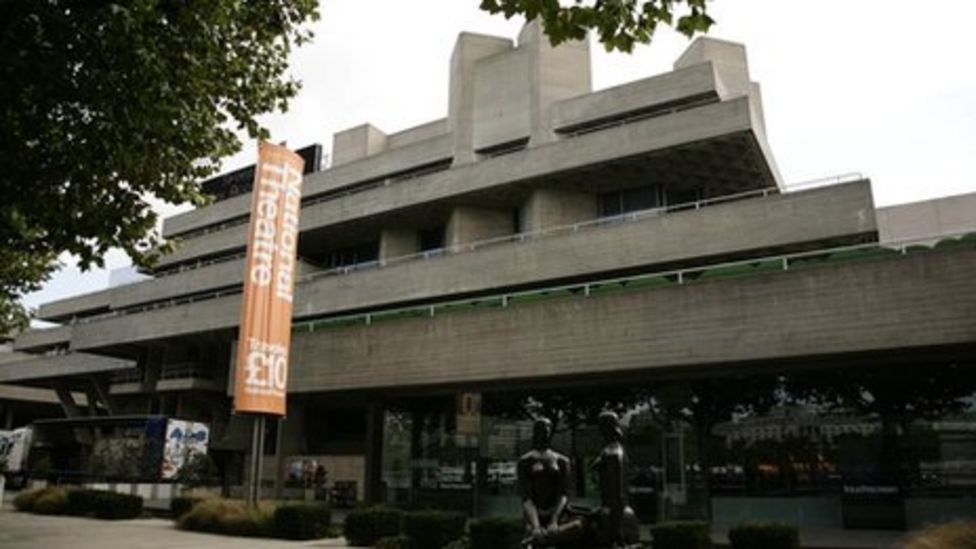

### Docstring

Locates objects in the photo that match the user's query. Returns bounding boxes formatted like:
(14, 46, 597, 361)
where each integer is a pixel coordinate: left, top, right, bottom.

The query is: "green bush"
(272, 503, 332, 540)
(728, 522, 798, 549)
(376, 535, 414, 549)
(650, 521, 711, 549)
(469, 517, 522, 549)
(402, 510, 467, 549)
(178, 499, 274, 537)
(32, 488, 71, 515)
(442, 538, 471, 549)
(170, 496, 205, 519)
(13, 487, 54, 512)
(343, 506, 403, 546)
(91, 491, 143, 519)
(66, 489, 101, 516)
(902, 520, 976, 549)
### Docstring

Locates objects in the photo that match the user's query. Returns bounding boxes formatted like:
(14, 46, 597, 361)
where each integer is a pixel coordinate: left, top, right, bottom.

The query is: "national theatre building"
(4, 22, 976, 532)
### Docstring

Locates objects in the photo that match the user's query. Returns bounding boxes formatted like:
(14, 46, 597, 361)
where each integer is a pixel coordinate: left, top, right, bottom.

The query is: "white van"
(0, 426, 33, 489)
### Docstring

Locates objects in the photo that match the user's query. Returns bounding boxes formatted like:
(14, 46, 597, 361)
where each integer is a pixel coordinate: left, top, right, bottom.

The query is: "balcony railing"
(66, 175, 865, 325)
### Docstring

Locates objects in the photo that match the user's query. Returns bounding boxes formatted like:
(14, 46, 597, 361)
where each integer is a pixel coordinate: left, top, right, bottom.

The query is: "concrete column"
(364, 401, 385, 505)
(2, 404, 14, 429)
(142, 345, 165, 395)
(445, 206, 514, 250)
(674, 37, 751, 97)
(379, 229, 420, 263)
(519, 188, 597, 233)
(520, 20, 592, 147)
(332, 124, 388, 167)
(449, 33, 514, 165)
(54, 384, 81, 418)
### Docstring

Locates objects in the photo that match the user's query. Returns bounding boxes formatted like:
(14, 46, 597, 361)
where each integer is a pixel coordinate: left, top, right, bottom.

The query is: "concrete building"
(3, 22, 975, 531)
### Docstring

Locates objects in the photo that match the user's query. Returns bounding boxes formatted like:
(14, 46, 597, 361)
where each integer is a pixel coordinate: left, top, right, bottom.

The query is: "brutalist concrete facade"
(4, 23, 976, 527)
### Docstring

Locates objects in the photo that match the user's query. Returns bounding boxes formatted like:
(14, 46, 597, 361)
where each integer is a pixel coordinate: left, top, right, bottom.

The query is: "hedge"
(469, 517, 522, 549)
(31, 487, 71, 515)
(91, 491, 143, 519)
(13, 487, 66, 513)
(402, 510, 467, 549)
(177, 498, 274, 538)
(728, 522, 798, 549)
(343, 506, 403, 547)
(272, 503, 332, 540)
(376, 535, 414, 549)
(650, 521, 712, 549)
(13, 487, 141, 519)
(170, 496, 206, 519)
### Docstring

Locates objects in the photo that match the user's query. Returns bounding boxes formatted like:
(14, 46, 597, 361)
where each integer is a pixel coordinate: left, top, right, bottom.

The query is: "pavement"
(0, 506, 353, 549)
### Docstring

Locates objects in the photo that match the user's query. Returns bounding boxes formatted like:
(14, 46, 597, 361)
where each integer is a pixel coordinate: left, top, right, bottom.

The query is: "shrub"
(728, 522, 798, 549)
(272, 503, 332, 540)
(900, 520, 976, 549)
(13, 487, 53, 512)
(376, 535, 414, 549)
(91, 491, 143, 519)
(32, 487, 71, 515)
(66, 489, 101, 516)
(402, 510, 467, 549)
(343, 506, 403, 546)
(469, 517, 522, 549)
(178, 498, 274, 537)
(650, 521, 711, 549)
(443, 538, 471, 549)
(170, 496, 206, 519)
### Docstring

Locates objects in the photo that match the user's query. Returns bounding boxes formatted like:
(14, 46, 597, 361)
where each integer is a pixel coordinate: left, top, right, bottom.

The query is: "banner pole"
(248, 414, 266, 506)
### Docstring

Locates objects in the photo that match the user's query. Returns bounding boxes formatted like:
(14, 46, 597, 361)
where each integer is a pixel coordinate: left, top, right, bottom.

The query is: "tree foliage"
(0, 0, 319, 335)
(479, 0, 714, 52)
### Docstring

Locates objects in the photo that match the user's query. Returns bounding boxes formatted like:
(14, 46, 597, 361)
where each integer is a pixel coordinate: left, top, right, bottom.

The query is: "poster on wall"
(161, 419, 211, 480)
(233, 142, 306, 417)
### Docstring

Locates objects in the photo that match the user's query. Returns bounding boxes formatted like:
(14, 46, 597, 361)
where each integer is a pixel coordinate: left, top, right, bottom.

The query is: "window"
(419, 226, 446, 252)
(599, 184, 665, 217)
(323, 240, 379, 269)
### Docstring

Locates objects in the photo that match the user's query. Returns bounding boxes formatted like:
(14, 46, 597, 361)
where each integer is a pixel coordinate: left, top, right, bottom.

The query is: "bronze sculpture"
(518, 417, 583, 548)
(592, 411, 641, 548)
(518, 412, 641, 549)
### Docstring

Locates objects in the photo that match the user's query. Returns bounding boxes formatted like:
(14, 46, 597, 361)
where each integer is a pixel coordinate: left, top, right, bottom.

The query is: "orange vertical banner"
(233, 142, 305, 417)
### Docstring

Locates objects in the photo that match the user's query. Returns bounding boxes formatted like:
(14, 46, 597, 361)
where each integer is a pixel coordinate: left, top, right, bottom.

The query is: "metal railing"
(292, 230, 975, 335)
(67, 176, 868, 324)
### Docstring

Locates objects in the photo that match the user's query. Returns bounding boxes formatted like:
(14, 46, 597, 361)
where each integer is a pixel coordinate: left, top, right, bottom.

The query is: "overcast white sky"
(21, 0, 976, 312)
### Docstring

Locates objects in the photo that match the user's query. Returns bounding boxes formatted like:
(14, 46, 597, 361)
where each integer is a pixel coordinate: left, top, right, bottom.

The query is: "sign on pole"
(233, 142, 305, 417)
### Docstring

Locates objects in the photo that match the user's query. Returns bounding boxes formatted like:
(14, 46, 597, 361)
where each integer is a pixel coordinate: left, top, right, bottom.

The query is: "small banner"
(233, 142, 305, 417)
(456, 392, 482, 437)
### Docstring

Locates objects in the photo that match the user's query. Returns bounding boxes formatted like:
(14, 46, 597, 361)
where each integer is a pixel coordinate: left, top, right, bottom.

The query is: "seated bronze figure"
(518, 412, 640, 549)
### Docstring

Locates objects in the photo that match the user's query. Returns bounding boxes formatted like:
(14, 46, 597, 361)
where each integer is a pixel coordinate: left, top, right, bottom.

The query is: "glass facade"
(379, 359, 976, 530)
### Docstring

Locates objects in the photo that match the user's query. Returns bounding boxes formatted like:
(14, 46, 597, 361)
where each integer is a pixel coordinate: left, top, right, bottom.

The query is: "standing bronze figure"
(592, 411, 640, 548)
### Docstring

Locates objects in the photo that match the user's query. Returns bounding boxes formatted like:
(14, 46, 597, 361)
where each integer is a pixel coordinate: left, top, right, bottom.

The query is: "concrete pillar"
(379, 229, 420, 263)
(2, 404, 14, 429)
(445, 207, 514, 250)
(364, 401, 385, 505)
(519, 20, 591, 146)
(673, 37, 751, 98)
(519, 188, 597, 233)
(449, 33, 514, 165)
(54, 384, 81, 418)
(142, 345, 165, 396)
(332, 124, 388, 167)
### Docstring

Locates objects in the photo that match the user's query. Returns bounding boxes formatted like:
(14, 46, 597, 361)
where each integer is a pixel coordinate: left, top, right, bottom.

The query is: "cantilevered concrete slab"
(0, 353, 135, 385)
(157, 96, 771, 269)
(60, 181, 875, 351)
(285, 246, 976, 392)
